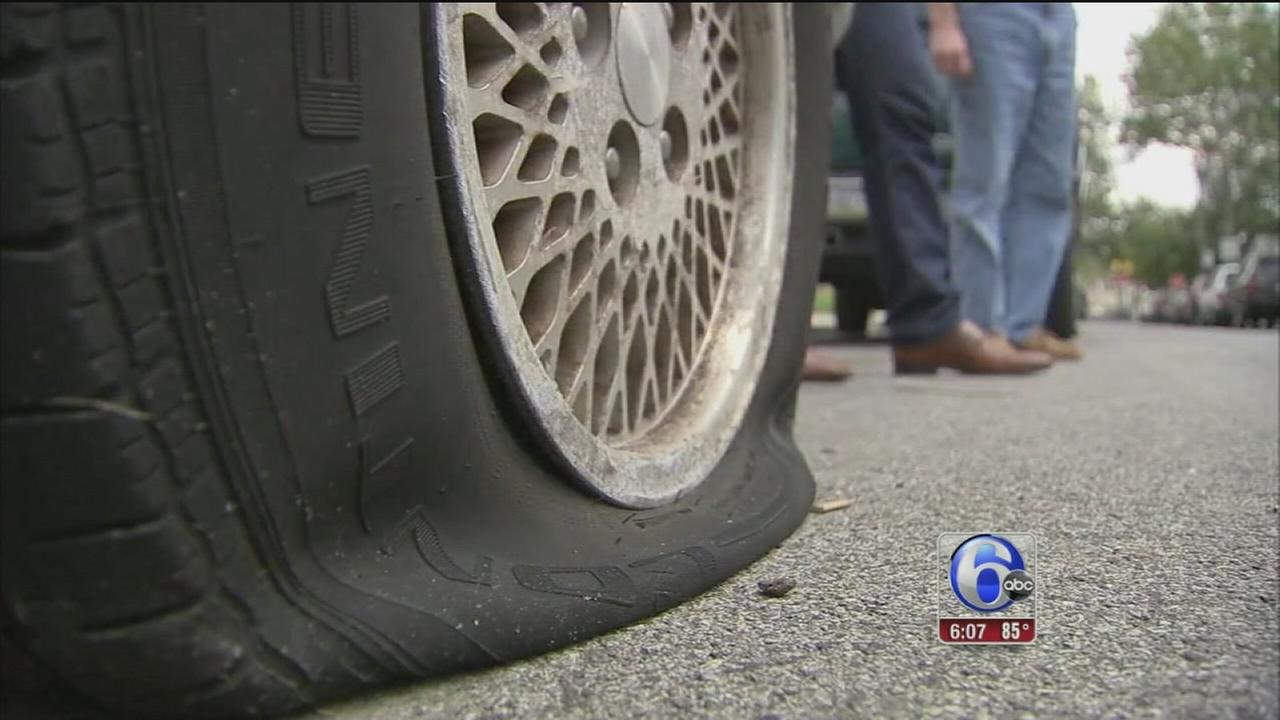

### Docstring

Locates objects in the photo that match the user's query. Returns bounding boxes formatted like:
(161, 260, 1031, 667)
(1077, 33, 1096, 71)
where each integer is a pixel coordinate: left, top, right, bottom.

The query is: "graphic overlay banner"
(938, 532, 1037, 645)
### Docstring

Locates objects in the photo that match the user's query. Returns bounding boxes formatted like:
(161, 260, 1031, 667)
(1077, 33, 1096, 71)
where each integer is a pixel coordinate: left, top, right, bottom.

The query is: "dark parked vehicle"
(1166, 280, 1197, 324)
(1142, 285, 1195, 324)
(1146, 288, 1169, 323)
(1193, 263, 1239, 326)
(1228, 249, 1280, 327)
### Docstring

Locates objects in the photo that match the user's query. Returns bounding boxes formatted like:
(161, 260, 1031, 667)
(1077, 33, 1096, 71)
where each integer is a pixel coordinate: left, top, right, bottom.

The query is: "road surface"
(304, 321, 1279, 718)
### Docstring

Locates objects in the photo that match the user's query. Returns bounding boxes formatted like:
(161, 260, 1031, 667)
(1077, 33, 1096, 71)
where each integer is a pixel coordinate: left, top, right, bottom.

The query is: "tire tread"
(1, 5, 337, 716)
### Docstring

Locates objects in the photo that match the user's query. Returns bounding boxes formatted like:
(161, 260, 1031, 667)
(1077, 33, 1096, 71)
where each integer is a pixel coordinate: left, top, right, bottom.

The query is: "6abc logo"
(949, 534, 1034, 612)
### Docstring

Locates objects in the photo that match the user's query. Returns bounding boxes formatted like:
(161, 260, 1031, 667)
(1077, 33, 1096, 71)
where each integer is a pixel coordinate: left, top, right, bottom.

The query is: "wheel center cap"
(616, 3, 671, 126)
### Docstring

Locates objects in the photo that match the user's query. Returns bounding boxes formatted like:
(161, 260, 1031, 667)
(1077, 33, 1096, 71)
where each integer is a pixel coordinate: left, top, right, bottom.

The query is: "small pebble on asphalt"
(757, 578, 796, 598)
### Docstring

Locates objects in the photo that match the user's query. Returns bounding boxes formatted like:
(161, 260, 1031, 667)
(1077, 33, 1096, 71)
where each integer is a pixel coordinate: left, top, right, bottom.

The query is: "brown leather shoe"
(893, 320, 1053, 375)
(1017, 328, 1082, 361)
(802, 348, 853, 382)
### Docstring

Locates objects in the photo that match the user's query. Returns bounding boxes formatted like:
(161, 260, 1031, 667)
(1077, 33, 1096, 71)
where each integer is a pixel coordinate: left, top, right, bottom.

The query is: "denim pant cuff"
(888, 296, 961, 346)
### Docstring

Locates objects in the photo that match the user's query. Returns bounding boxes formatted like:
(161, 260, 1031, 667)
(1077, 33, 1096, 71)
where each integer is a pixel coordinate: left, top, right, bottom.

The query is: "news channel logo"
(948, 533, 1035, 612)
(938, 532, 1037, 643)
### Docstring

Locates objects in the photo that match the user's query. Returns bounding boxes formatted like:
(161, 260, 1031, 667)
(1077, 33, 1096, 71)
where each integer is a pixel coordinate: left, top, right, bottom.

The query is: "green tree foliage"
(1073, 73, 1201, 287)
(1075, 74, 1121, 276)
(1123, 3, 1280, 245)
(1114, 201, 1201, 287)
(1078, 75, 1115, 213)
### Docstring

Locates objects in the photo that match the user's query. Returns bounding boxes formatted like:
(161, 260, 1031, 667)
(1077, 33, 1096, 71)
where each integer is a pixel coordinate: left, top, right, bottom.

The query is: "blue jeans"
(948, 3, 1077, 343)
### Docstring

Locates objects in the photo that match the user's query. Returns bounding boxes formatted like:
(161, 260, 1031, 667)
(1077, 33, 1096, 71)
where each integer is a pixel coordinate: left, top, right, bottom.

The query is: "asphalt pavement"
(307, 320, 1279, 720)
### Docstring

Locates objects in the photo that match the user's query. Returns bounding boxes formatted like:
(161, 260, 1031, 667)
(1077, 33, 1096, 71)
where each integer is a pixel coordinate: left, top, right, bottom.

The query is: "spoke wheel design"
(434, 3, 794, 507)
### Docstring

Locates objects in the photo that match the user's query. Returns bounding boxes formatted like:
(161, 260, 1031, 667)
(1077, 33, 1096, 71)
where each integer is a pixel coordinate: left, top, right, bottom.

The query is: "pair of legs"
(807, 3, 1051, 379)
(834, 2, 958, 345)
(948, 3, 1077, 344)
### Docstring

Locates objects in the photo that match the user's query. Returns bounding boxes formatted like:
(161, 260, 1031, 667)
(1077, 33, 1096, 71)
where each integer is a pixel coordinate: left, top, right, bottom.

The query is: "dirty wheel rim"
(433, 3, 794, 507)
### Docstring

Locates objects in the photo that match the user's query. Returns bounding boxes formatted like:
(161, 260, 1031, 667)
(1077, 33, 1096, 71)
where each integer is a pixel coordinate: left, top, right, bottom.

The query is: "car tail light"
(1247, 279, 1258, 298)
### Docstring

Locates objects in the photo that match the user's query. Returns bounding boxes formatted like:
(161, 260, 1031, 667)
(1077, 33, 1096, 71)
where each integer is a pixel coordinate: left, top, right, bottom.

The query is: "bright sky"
(1073, 2, 1200, 209)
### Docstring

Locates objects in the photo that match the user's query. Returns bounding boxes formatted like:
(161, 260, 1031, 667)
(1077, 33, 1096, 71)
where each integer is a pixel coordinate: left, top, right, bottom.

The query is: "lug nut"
(605, 147, 621, 180)
(572, 6, 589, 43)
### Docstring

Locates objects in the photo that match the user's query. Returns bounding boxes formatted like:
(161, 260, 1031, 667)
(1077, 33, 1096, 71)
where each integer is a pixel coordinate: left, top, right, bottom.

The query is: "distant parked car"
(1141, 285, 1193, 324)
(1140, 287, 1166, 323)
(1194, 263, 1240, 326)
(1165, 286, 1196, 324)
(1153, 274, 1195, 324)
(1227, 249, 1280, 328)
